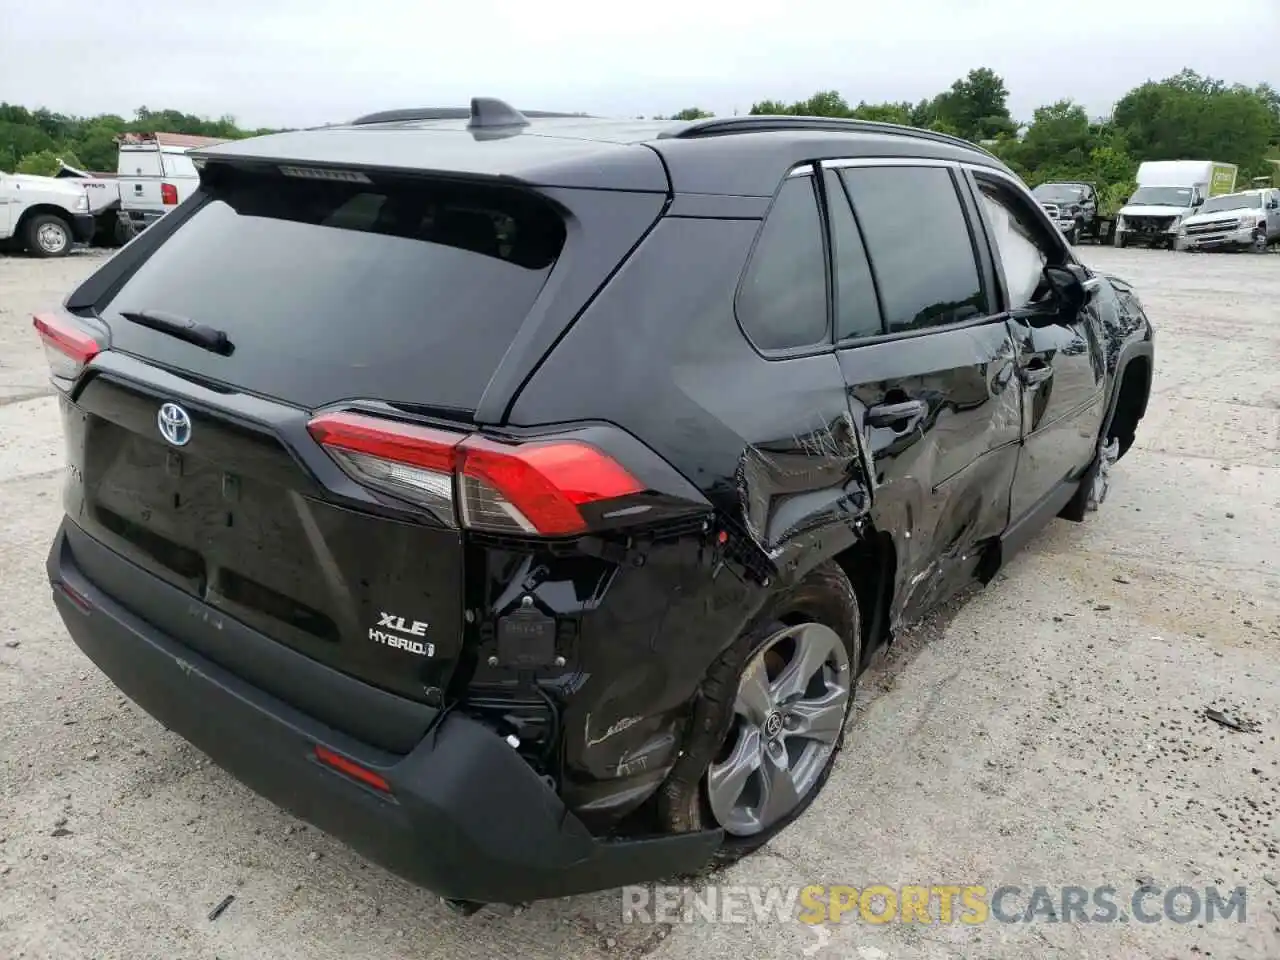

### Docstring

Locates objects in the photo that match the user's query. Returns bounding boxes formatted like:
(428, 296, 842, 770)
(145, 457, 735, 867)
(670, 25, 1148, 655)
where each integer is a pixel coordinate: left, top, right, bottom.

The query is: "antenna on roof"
(467, 97, 530, 130)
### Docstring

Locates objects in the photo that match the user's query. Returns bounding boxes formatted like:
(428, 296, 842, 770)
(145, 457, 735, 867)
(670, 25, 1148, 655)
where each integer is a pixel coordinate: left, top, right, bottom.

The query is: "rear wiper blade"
(119, 310, 234, 356)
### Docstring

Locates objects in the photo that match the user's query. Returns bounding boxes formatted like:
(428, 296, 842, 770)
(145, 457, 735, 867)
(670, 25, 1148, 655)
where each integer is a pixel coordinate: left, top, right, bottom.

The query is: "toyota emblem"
(157, 402, 192, 447)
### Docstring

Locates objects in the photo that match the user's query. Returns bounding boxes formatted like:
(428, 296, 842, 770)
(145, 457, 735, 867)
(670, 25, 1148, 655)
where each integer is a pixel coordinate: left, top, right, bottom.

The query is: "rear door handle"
(867, 399, 927, 428)
(1021, 361, 1054, 386)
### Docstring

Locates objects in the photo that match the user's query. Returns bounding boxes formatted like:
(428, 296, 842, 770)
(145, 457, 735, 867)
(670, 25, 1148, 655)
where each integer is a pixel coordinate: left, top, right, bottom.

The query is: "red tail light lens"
(307, 411, 644, 537)
(160, 182, 178, 205)
(457, 436, 643, 535)
(33, 312, 102, 379)
(306, 411, 461, 521)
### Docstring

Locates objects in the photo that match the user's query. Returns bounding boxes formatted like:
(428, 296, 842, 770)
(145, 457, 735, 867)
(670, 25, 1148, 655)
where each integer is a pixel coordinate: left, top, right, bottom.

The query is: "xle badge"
(369, 612, 435, 657)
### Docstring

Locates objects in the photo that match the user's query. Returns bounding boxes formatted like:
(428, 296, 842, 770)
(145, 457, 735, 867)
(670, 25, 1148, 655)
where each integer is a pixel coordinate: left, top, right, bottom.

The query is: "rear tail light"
(307, 410, 644, 537)
(33, 312, 102, 380)
(160, 182, 178, 205)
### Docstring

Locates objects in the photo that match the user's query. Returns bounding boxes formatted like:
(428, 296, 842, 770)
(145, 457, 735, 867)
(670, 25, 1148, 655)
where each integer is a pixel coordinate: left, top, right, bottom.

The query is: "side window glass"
(737, 174, 828, 351)
(839, 166, 986, 333)
(976, 182, 1053, 309)
(825, 171, 884, 341)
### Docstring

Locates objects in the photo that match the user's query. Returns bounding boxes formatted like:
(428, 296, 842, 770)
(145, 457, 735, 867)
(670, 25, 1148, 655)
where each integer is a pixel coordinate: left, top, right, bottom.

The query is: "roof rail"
(659, 115, 999, 160)
(352, 99, 585, 127)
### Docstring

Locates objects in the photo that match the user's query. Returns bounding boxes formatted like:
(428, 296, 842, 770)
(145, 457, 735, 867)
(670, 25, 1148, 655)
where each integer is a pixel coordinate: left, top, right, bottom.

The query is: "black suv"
(40, 98, 1154, 909)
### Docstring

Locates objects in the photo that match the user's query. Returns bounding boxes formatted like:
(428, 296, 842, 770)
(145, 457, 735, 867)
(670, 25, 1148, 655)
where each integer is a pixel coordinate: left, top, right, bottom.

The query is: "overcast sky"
(3, 0, 1277, 128)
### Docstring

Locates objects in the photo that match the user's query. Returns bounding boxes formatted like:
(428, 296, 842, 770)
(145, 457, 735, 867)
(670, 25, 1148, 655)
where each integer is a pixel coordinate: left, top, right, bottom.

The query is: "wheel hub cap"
(762, 711, 784, 739)
(706, 622, 851, 837)
(37, 223, 68, 253)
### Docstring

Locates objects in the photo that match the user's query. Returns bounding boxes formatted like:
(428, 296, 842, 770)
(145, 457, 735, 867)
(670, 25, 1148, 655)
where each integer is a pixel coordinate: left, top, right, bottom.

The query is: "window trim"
(732, 164, 836, 360)
(823, 157, 999, 347)
(822, 168, 888, 343)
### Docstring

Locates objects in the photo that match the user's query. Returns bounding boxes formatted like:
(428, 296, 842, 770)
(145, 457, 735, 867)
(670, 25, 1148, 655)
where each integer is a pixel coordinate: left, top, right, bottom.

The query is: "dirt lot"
(1, 246, 1277, 960)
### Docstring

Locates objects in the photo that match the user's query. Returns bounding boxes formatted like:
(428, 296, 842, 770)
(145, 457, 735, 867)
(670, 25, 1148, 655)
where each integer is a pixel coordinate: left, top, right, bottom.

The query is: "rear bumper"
(46, 520, 721, 903)
(71, 214, 95, 243)
(118, 209, 166, 230)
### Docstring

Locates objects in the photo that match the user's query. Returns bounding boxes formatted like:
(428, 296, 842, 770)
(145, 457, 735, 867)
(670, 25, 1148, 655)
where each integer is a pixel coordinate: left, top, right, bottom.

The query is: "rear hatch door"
(66, 161, 634, 709)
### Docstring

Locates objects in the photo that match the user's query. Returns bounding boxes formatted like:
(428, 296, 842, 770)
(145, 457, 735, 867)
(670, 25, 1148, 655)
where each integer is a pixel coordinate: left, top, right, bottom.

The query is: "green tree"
(1017, 101, 1092, 169)
(1113, 69, 1274, 175)
(851, 101, 913, 125)
(75, 124, 123, 171)
(930, 68, 1017, 141)
(0, 120, 56, 171)
(15, 149, 61, 176)
(671, 107, 713, 120)
(749, 91, 851, 117)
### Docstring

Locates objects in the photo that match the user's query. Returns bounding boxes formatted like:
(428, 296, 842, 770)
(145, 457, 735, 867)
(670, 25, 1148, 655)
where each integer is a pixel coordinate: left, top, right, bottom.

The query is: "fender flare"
(1104, 340, 1154, 434)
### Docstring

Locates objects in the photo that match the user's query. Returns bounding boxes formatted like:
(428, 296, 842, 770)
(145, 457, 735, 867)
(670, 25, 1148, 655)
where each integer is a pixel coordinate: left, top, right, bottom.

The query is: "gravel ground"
(0, 245, 1277, 960)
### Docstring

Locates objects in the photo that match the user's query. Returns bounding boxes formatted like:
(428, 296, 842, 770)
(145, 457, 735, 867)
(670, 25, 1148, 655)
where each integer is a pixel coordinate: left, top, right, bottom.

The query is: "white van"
(1115, 160, 1238, 249)
(116, 132, 225, 237)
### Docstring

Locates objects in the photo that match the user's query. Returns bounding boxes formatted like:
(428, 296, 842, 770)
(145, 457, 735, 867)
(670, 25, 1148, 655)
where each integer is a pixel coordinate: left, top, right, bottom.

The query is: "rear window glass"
(161, 153, 198, 178)
(100, 167, 565, 412)
(119, 149, 163, 177)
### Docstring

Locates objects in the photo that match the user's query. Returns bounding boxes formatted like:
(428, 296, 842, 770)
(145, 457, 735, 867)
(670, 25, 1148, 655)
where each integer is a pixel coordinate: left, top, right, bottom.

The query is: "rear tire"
(24, 214, 72, 258)
(658, 561, 861, 864)
(1113, 230, 1127, 249)
(1251, 231, 1268, 254)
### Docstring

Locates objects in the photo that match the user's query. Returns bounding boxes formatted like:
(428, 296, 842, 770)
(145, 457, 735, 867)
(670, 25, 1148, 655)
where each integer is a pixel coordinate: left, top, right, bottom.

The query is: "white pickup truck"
(56, 161, 127, 246)
(0, 171, 95, 257)
(115, 132, 224, 237)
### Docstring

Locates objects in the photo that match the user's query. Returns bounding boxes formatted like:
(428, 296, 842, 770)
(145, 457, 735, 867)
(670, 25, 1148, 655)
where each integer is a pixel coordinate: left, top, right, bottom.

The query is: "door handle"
(1021, 361, 1054, 386)
(867, 399, 927, 429)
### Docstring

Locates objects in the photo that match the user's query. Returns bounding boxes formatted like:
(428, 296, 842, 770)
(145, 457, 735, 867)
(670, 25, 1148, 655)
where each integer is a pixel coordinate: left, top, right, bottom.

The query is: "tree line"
(665, 68, 1280, 211)
(0, 105, 276, 177)
(3, 68, 1278, 211)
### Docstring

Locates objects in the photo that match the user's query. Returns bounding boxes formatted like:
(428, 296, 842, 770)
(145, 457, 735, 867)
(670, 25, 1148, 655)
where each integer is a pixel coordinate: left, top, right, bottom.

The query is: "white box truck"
(1114, 160, 1237, 249)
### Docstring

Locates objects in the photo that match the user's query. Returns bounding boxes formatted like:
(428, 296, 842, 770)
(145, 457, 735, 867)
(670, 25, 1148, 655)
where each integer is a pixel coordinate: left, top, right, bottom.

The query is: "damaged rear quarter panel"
(503, 215, 872, 824)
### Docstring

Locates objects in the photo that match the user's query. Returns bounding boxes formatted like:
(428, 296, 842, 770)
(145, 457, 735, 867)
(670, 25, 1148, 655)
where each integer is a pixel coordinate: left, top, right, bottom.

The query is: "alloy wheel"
(706, 622, 851, 837)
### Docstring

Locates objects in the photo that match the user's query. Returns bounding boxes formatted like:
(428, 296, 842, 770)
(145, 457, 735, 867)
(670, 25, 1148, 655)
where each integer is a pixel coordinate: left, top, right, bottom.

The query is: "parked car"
(1115, 159, 1238, 249)
(115, 132, 225, 238)
(1176, 188, 1280, 252)
(55, 160, 127, 247)
(1032, 181, 1098, 243)
(39, 100, 1155, 910)
(0, 170, 94, 257)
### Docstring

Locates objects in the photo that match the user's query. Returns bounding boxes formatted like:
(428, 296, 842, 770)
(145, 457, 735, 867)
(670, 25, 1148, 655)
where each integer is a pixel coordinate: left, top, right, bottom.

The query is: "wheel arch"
(16, 203, 74, 235)
(1105, 344, 1153, 459)
(832, 526, 897, 670)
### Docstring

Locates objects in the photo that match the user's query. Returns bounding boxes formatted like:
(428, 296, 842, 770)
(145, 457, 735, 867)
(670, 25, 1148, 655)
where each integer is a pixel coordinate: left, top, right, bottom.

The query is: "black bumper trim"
(71, 214, 96, 243)
(46, 523, 721, 903)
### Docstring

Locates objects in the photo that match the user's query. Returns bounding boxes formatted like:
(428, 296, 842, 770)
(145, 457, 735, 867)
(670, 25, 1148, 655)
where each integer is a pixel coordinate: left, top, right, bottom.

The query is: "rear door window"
(99, 166, 566, 412)
(838, 165, 986, 333)
(736, 173, 829, 352)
